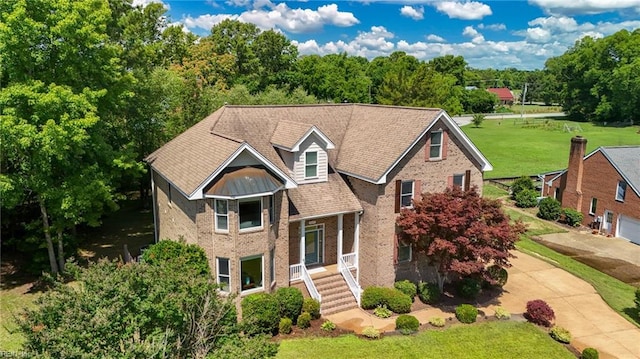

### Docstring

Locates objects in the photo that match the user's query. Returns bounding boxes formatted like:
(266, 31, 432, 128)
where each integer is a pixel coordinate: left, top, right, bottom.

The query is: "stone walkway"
(325, 251, 640, 359)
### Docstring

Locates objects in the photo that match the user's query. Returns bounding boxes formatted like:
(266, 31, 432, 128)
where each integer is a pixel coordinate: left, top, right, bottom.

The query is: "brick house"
(542, 136, 640, 245)
(146, 104, 492, 313)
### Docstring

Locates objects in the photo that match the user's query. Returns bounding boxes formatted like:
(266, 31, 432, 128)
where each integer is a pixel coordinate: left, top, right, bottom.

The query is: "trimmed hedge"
(581, 348, 599, 359)
(549, 326, 571, 344)
(275, 287, 303, 324)
(241, 293, 280, 335)
(457, 277, 482, 299)
(302, 298, 320, 319)
(417, 282, 441, 304)
(361, 287, 412, 314)
(487, 265, 508, 287)
(562, 208, 584, 227)
(297, 312, 312, 329)
(510, 176, 535, 200)
(525, 299, 555, 327)
(538, 197, 561, 220)
(395, 314, 419, 334)
(455, 304, 478, 324)
(394, 280, 417, 301)
(279, 317, 292, 334)
(515, 189, 538, 208)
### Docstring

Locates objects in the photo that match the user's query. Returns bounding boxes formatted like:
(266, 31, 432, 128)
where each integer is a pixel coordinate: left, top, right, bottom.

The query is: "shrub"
(361, 326, 380, 339)
(428, 317, 445, 327)
(581, 347, 599, 359)
(321, 320, 336, 332)
(279, 317, 292, 334)
(562, 208, 584, 227)
(549, 326, 571, 343)
(515, 189, 538, 208)
(510, 176, 535, 200)
(275, 287, 303, 324)
(373, 305, 392, 318)
(494, 306, 511, 320)
(394, 280, 417, 301)
(525, 299, 555, 327)
(241, 293, 280, 335)
(538, 197, 561, 220)
(472, 114, 485, 128)
(457, 277, 482, 299)
(141, 239, 210, 276)
(395, 314, 420, 334)
(361, 287, 411, 313)
(455, 304, 478, 324)
(417, 282, 441, 304)
(486, 265, 508, 287)
(297, 312, 312, 329)
(302, 298, 320, 319)
(635, 287, 640, 309)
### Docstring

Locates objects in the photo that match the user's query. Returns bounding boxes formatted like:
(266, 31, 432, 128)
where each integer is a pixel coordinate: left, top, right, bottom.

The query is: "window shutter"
(425, 134, 431, 161)
(447, 175, 453, 189)
(414, 180, 422, 202)
(464, 170, 471, 191)
(395, 180, 401, 213)
(393, 234, 398, 264)
(442, 130, 449, 160)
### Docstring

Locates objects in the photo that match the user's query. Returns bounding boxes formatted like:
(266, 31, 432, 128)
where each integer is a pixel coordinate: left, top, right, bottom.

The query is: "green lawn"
(463, 118, 640, 178)
(482, 183, 509, 199)
(503, 207, 567, 236)
(0, 290, 36, 351)
(510, 104, 563, 114)
(277, 321, 574, 359)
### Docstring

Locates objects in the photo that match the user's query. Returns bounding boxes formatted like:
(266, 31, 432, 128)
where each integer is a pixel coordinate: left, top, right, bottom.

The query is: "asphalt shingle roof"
(600, 146, 640, 196)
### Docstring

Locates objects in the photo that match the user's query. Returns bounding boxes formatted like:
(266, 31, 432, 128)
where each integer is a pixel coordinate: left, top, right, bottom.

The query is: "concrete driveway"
(327, 251, 640, 358)
(538, 230, 640, 267)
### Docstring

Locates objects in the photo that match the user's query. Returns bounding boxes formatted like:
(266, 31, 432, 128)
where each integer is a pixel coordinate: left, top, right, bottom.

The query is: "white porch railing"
(289, 263, 322, 304)
(339, 254, 362, 306)
(341, 252, 357, 268)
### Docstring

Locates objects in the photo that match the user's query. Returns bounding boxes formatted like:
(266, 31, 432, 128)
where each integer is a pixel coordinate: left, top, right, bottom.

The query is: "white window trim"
(214, 199, 229, 233)
(238, 197, 264, 232)
(453, 173, 465, 188)
(589, 198, 597, 215)
(429, 131, 443, 160)
(398, 242, 412, 263)
(615, 181, 626, 202)
(269, 195, 275, 225)
(304, 151, 318, 179)
(270, 248, 276, 286)
(167, 183, 173, 207)
(400, 180, 414, 209)
(240, 254, 264, 295)
(216, 257, 230, 292)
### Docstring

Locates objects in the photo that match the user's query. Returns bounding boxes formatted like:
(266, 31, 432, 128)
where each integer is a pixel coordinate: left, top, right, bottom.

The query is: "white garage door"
(618, 215, 640, 245)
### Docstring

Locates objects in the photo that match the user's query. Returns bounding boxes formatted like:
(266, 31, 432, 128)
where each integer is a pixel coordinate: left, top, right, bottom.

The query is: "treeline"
(0, 0, 634, 274)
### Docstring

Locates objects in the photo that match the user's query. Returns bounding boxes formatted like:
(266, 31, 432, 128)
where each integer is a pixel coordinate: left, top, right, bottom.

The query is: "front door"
(603, 210, 613, 233)
(304, 224, 324, 266)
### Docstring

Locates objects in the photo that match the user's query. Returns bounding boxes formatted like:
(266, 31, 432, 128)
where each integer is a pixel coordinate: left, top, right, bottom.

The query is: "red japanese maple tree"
(396, 186, 525, 292)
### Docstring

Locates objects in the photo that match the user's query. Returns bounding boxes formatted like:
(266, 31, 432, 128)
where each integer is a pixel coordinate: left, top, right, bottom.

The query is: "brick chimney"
(563, 136, 587, 212)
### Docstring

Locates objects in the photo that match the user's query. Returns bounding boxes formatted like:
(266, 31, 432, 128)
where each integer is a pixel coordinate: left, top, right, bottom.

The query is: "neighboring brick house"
(146, 104, 492, 313)
(487, 88, 515, 106)
(542, 136, 640, 245)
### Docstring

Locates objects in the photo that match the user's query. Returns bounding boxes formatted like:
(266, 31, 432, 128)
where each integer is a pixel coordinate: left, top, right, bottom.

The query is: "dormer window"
(305, 151, 318, 178)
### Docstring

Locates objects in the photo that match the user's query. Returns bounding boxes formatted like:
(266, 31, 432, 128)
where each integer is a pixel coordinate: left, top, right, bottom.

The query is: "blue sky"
(139, 0, 640, 69)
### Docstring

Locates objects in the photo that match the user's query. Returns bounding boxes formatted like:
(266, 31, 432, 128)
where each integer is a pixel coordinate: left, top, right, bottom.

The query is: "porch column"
(299, 219, 305, 265)
(354, 212, 360, 281)
(337, 214, 343, 270)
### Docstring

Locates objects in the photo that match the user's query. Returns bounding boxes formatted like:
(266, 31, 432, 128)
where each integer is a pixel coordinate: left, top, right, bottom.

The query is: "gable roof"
(587, 146, 640, 197)
(487, 88, 514, 101)
(271, 120, 335, 152)
(146, 104, 492, 195)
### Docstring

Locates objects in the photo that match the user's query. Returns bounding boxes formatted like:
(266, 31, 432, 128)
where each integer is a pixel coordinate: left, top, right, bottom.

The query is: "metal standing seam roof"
(206, 167, 283, 197)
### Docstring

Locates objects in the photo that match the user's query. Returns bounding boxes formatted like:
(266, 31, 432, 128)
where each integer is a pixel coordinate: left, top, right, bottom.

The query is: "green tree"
(462, 89, 498, 113)
(430, 55, 467, 86)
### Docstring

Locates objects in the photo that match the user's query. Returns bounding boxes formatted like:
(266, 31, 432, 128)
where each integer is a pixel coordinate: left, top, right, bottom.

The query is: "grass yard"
(277, 321, 574, 359)
(503, 207, 567, 236)
(463, 118, 640, 178)
(510, 104, 563, 114)
(0, 290, 36, 351)
(482, 183, 509, 199)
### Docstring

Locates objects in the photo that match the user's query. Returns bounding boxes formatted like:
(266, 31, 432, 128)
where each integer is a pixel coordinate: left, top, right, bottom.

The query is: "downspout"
(150, 168, 159, 243)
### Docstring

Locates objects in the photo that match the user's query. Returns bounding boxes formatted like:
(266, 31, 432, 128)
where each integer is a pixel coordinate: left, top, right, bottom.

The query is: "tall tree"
(430, 55, 467, 86)
(396, 187, 525, 291)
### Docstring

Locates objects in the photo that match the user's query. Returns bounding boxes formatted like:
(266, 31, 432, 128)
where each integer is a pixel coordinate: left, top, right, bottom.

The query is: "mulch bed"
(273, 317, 353, 340)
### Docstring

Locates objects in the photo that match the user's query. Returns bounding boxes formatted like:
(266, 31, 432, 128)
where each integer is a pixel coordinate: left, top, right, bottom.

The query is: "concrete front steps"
(314, 273, 359, 315)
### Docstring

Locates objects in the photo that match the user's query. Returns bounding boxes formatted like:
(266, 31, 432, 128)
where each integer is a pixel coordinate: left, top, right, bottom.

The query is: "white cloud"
(528, 16, 581, 32)
(182, 2, 359, 34)
(462, 26, 485, 43)
(478, 23, 506, 31)
(400, 5, 424, 20)
(515, 16, 640, 46)
(529, 0, 640, 15)
(426, 34, 446, 42)
(525, 27, 552, 43)
(434, 1, 492, 20)
(294, 26, 394, 58)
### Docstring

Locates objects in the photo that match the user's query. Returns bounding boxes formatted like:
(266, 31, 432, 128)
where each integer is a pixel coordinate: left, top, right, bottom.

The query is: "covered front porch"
(288, 212, 362, 308)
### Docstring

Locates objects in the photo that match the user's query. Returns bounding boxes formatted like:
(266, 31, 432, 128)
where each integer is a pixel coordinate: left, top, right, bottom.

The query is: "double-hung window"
(217, 257, 230, 292)
(616, 181, 626, 202)
(429, 131, 443, 159)
(398, 242, 412, 263)
(400, 180, 414, 208)
(589, 198, 597, 215)
(453, 174, 464, 188)
(304, 151, 318, 178)
(239, 198, 263, 231)
(215, 199, 228, 232)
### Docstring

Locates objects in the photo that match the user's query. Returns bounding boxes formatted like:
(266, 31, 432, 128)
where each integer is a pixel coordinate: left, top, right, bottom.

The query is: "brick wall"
(153, 171, 197, 244)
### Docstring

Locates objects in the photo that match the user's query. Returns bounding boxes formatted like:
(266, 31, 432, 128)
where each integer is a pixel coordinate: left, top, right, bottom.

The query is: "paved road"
(453, 112, 565, 126)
